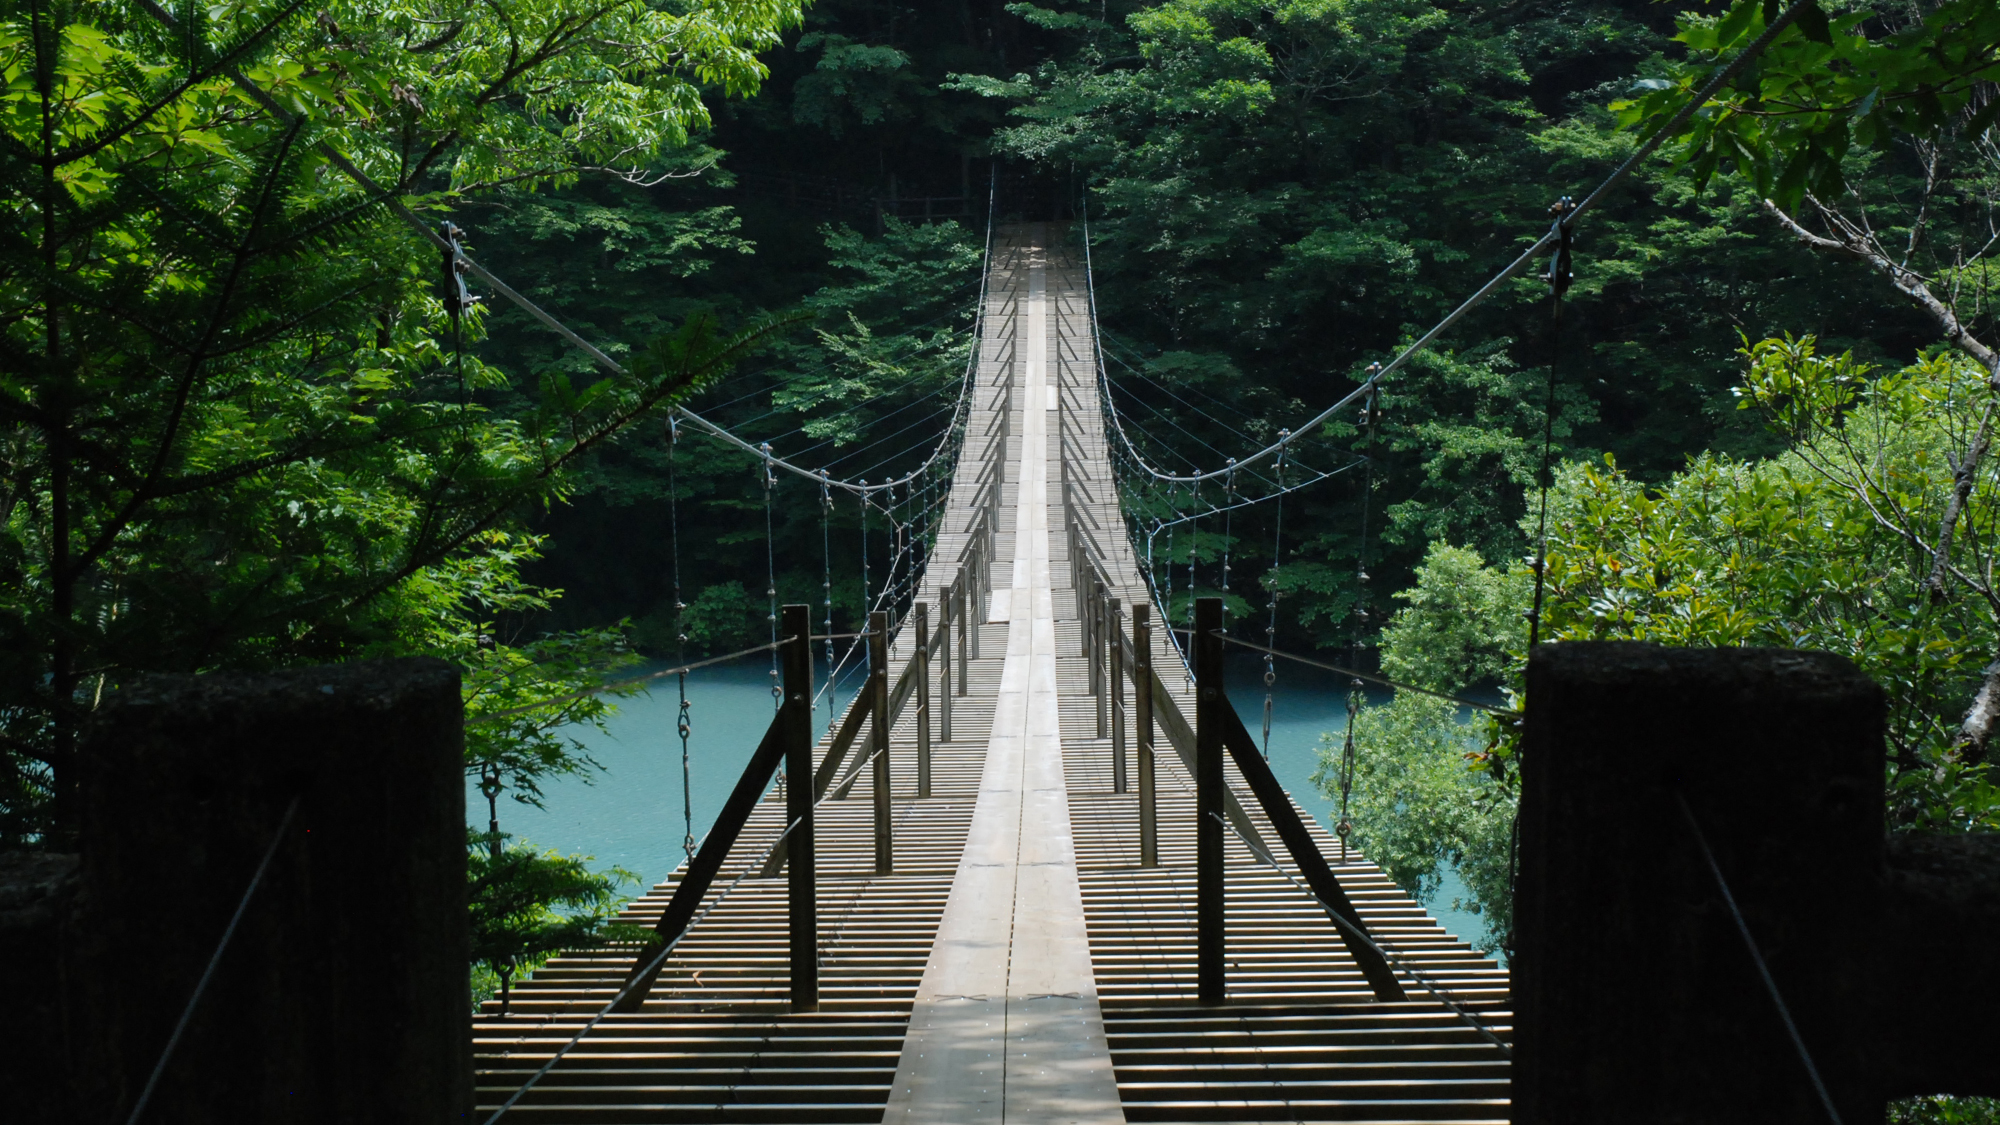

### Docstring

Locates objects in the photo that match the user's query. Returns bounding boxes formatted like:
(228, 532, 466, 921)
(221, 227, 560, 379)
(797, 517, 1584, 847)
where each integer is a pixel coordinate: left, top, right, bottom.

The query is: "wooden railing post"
(1094, 581, 1109, 738)
(1110, 596, 1127, 794)
(969, 526, 984, 660)
(1135, 603, 1156, 867)
(915, 601, 932, 799)
(940, 580, 955, 740)
(781, 604, 817, 1011)
(1194, 597, 1226, 1004)
(1074, 529, 1088, 656)
(869, 610, 894, 875)
(957, 569, 972, 688)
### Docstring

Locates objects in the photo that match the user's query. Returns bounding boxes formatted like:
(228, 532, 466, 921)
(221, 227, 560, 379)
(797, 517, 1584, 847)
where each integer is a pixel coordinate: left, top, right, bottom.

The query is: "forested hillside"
(503, 0, 1939, 654)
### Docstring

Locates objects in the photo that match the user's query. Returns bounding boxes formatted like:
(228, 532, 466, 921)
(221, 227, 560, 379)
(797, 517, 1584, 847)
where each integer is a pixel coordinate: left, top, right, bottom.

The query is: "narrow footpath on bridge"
(473, 226, 1512, 1124)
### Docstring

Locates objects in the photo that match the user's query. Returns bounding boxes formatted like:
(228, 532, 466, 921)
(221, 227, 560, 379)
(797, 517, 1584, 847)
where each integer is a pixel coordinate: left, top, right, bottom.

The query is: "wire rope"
(1221, 460, 1236, 636)
(859, 483, 872, 639)
(816, 399, 960, 473)
(691, 287, 979, 415)
(669, 418, 694, 858)
(1676, 793, 1845, 1125)
(727, 347, 969, 453)
(762, 444, 781, 713)
(1262, 433, 1288, 760)
(779, 379, 964, 462)
(1527, 199, 1573, 650)
(1100, 351, 1314, 483)
(1354, 369, 1380, 649)
(123, 796, 302, 1125)
(819, 471, 836, 737)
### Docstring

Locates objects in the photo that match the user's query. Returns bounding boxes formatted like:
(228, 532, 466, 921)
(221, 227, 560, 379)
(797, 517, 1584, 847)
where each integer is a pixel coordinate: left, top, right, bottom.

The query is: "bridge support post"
(969, 526, 984, 659)
(958, 568, 973, 686)
(869, 610, 894, 876)
(1110, 596, 1127, 794)
(1194, 597, 1226, 1004)
(1134, 603, 1157, 867)
(940, 582, 955, 739)
(1094, 581, 1110, 738)
(1518, 642, 2000, 1122)
(1074, 529, 1089, 657)
(915, 601, 932, 799)
(56, 659, 469, 1124)
(781, 605, 818, 1012)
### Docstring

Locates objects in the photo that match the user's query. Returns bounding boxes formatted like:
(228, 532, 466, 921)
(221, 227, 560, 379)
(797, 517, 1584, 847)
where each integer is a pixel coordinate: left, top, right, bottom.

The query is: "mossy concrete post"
(0, 851, 82, 1121)
(72, 657, 469, 1124)
(1517, 642, 1897, 1124)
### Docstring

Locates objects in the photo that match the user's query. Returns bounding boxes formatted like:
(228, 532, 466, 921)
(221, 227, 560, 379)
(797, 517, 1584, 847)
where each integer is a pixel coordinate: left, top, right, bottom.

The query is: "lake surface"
(471, 648, 1494, 950)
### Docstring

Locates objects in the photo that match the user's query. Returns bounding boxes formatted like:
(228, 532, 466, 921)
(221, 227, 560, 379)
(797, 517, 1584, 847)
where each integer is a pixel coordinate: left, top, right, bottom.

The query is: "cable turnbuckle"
(1546, 196, 1575, 298)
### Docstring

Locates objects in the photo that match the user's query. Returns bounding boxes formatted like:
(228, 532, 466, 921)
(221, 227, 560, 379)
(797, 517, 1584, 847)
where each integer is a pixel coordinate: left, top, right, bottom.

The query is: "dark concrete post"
(870, 610, 894, 876)
(1518, 643, 1882, 1125)
(1194, 597, 1226, 1005)
(1876, 832, 2000, 1098)
(1134, 603, 1157, 868)
(0, 851, 81, 1122)
(782, 605, 818, 1012)
(71, 658, 468, 1125)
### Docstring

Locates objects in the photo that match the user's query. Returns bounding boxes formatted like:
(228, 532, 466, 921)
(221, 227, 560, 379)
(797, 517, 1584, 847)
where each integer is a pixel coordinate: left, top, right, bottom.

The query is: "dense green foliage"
(969, 0, 1947, 646)
(1319, 339, 2000, 954)
(5, 0, 1997, 1104)
(467, 829, 649, 1012)
(0, 0, 798, 845)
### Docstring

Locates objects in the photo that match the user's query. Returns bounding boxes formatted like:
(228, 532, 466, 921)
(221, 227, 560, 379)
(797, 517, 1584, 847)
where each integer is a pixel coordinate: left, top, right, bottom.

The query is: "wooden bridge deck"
(472, 225, 1511, 1123)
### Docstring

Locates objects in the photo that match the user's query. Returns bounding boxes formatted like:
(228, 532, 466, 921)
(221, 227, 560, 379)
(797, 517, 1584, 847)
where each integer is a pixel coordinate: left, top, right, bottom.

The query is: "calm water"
(472, 649, 1492, 948)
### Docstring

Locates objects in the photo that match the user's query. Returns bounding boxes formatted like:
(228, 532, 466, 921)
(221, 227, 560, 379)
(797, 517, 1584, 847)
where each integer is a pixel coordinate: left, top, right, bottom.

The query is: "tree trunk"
(1762, 198, 2000, 762)
(1957, 657, 2000, 764)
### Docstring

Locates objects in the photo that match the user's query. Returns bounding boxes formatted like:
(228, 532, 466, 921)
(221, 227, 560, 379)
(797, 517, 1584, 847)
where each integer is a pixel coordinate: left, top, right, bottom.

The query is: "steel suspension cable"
(669, 419, 694, 858)
(1526, 200, 1574, 651)
(763, 445, 781, 712)
(1263, 434, 1288, 759)
(1221, 461, 1236, 636)
(819, 471, 836, 734)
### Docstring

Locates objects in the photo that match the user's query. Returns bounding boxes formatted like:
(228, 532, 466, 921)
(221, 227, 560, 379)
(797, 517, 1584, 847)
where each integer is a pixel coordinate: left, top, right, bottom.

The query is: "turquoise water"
(469, 655, 863, 891)
(473, 649, 1494, 950)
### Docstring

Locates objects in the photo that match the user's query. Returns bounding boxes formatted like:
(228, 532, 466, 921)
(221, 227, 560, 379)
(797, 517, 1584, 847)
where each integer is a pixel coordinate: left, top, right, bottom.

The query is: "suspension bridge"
(469, 225, 1512, 1123)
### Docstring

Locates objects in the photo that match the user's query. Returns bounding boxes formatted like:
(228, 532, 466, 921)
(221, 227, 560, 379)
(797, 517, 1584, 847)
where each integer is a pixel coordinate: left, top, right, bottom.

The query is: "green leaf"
(1714, 0, 1761, 51)
(1793, 1, 1831, 45)
(1966, 95, 2000, 140)
(1772, 144, 1812, 211)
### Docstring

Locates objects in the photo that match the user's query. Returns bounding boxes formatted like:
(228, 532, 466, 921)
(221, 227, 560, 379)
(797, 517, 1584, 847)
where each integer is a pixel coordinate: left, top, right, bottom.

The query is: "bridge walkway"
(469, 225, 1511, 1123)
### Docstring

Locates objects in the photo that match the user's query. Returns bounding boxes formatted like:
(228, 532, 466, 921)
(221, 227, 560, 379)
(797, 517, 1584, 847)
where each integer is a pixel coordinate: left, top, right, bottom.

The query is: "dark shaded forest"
(497, 0, 1933, 657)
